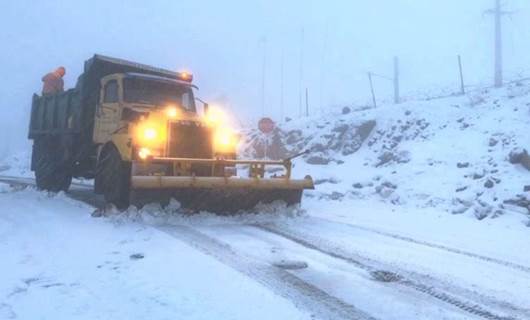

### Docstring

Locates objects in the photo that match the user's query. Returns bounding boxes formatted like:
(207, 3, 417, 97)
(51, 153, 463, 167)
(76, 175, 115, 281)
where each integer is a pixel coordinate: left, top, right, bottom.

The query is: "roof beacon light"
(178, 71, 193, 82)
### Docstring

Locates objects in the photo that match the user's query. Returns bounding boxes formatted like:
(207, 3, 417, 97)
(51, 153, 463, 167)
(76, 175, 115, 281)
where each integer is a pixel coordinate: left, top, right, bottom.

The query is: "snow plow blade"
(128, 155, 314, 213)
(129, 176, 314, 213)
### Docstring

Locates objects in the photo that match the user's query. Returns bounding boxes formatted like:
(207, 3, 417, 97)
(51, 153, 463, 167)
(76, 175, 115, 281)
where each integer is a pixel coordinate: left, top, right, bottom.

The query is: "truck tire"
(33, 138, 72, 192)
(95, 145, 131, 209)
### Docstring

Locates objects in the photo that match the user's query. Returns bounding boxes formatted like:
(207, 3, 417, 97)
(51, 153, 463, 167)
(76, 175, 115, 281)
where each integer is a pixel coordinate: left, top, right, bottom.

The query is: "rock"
(457, 162, 469, 168)
(473, 204, 492, 220)
(332, 124, 350, 135)
(376, 151, 394, 167)
(524, 185, 530, 192)
(456, 186, 468, 192)
(329, 192, 344, 200)
(484, 179, 495, 189)
(130, 253, 145, 260)
(472, 171, 485, 180)
(489, 138, 499, 147)
(377, 187, 395, 199)
(452, 205, 469, 214)
(381, 181, 397, 189)
(503, 195, 530, 208)
(285, 130, 303, 145)
(342, 106, 351, 114)
(310, 143, 327, 153)
(405, 110, 411, 116)
(508, 148, 528, 164)
(315, 178, 339, 185)
(357, 120, 377, 141)
(352, 183, 363, 189)
(492, 209, 505, 218)
(306, 155, 330, 165)
(376, 182, 397, 199)
(91, 209, 103, 218)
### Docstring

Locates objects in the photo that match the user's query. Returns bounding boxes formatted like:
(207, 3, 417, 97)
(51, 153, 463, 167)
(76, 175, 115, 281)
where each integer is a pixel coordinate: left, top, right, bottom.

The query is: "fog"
(1, 0, 529, 155)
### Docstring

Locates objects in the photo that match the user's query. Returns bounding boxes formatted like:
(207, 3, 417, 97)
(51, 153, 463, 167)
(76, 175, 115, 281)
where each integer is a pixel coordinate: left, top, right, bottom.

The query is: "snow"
(243, 80, 530, 225)
(1, 83, 530, 319)
(0, 185, 309, 320)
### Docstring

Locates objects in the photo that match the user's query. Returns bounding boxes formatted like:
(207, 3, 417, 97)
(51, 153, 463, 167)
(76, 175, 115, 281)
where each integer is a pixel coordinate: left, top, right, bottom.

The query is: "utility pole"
(280, 47, 284, 122)
(458, 55, 465, 95)
(368, 72, 377, 108)
(485, 0, 511, 88)
(298, 28, 305, 118)
(319, 22, 329, 114)
(393, 56, 400, 104)
(260, 37, 267, 116)
(305, 87, 309, 117)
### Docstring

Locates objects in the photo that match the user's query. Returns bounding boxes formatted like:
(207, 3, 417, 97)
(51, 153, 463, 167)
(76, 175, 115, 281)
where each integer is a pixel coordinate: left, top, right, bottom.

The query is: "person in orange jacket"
(42, 67, 66, 95)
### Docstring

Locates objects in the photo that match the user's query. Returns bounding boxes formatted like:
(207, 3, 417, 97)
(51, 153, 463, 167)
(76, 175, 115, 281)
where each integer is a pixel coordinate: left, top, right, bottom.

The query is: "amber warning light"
(177, 71, 193, 82)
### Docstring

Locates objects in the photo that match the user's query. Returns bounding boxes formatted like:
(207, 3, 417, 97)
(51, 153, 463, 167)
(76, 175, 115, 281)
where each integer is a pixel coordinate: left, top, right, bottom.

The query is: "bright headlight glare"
(138, 147, 151, 160)
(214, 128, 238, 150)
(166, 106, 178, 118)
(205, 107, 227, 127)
(144, 128, 157, 140)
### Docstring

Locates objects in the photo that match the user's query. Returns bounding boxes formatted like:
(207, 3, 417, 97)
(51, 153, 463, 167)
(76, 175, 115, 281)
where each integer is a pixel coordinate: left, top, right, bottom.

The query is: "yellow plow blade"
(129, 176, 314, 213)
(131, 176, 314, 190)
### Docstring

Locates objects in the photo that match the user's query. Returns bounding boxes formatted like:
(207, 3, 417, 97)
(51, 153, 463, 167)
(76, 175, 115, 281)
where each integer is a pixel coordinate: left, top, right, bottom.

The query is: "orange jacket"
(42, 72, 64, 95)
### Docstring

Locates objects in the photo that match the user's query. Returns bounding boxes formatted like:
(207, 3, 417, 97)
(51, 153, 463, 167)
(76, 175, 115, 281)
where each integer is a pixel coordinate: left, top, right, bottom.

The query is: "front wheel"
(95, 145, 131, 209)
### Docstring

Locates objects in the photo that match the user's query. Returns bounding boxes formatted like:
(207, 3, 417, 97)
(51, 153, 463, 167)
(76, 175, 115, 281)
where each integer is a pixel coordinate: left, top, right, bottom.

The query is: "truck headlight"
(138, 147, 151, 160)
(214, 127, 238, 152)
(143, 127, 157, 140)
(137, 147, 162, 160)
(166, 106, 179, 118)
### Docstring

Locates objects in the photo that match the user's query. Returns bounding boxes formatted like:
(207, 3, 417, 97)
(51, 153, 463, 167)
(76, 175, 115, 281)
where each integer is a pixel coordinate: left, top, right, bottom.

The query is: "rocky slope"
(242, 81, 530, 224)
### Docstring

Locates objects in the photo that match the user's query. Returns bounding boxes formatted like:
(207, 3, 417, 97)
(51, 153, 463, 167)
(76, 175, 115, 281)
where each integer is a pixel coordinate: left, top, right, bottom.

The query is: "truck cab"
(93, 72, 210, 161)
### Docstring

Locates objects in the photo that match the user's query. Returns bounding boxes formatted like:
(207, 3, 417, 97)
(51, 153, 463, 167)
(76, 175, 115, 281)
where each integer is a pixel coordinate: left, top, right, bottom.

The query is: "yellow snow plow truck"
(28, 55, 314, 212)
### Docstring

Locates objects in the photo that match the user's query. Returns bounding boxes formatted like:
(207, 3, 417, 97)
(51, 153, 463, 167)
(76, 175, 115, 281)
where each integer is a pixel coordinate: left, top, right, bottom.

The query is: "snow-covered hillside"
(244, 81, 530, 225)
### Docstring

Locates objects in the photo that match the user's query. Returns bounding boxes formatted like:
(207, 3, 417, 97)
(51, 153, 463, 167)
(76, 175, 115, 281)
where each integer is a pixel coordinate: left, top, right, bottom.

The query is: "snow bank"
(243, 81, 530, 225)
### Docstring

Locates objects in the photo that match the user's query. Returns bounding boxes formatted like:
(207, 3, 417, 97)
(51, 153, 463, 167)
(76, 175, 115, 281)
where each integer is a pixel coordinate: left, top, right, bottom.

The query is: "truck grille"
(167, 121, 213, 158)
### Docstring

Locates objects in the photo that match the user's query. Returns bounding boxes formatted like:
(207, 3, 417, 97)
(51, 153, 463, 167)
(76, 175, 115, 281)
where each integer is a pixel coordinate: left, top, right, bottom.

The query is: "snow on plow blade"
(129, 154, 314, 213)
(130, 176, 314, 213)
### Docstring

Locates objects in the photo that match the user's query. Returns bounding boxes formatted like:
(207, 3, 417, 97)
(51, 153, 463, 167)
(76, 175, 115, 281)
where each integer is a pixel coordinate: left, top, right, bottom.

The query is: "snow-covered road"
(1, 178, 529, 320)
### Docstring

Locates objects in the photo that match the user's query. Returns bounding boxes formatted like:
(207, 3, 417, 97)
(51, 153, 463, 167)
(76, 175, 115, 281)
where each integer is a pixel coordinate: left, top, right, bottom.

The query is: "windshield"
(123, 78, 196, 111)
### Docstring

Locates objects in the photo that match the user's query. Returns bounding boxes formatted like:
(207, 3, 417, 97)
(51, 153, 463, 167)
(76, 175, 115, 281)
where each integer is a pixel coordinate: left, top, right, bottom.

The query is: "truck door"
(93, 79, 122, 143)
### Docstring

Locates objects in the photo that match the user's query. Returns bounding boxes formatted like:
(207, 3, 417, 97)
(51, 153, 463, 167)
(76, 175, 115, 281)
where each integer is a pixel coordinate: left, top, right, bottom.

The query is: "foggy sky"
(1, 0, 529, 155)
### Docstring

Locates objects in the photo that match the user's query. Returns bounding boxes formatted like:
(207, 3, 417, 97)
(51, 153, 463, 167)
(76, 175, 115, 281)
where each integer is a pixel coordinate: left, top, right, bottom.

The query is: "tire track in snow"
(157, 225, 377, 320)
(255, 223, 527, 320)
(312, 217, 530, 275)
(0, 177, 375, 320)
(2, 175, 526, 319)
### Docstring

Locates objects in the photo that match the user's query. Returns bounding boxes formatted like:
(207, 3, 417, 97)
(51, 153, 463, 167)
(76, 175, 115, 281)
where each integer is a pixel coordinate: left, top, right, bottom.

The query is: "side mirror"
(195, 97, 209, 116)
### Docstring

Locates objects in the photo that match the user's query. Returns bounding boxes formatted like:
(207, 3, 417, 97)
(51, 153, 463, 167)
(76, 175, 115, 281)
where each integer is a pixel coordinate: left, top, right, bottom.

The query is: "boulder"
(306, 155, 330, 165)
(457, 162, 470, 168)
